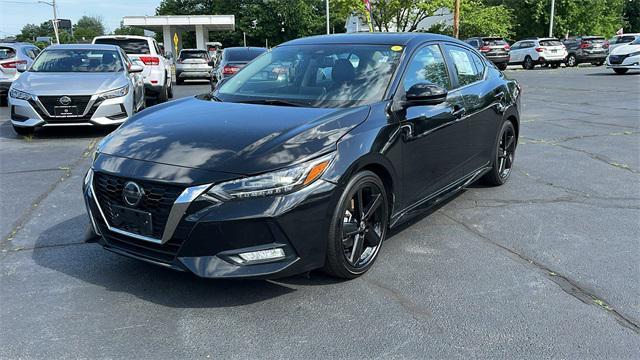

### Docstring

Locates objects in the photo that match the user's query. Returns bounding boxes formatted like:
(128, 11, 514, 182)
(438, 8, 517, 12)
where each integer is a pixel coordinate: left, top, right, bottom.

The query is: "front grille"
(38, 95, 92, 114)
(30, 97, 102, 122)
(103, 230, 185, 264)
(93, 172, 184, 239)
(609, 55, 626, 65)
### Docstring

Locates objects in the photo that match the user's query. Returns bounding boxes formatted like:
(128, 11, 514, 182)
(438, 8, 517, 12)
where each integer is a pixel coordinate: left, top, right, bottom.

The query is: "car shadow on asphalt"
(31, 215, 300, 308)
(0, 120, 115, 140)
(585, 72, 640, 76)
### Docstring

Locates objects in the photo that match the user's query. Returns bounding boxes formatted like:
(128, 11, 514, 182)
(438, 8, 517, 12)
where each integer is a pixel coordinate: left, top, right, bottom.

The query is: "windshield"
(539, 39, 562, 46)
(94, 38, 150, 54)
(216, 44, 403, 108)
(180, 51, 208, 60)
(30, 49, 124, 72)
(483, 38, 507, 46)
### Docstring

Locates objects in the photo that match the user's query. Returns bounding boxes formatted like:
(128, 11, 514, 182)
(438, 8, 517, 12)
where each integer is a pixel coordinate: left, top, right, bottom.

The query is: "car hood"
(99, 96, 370, 175)
(611, 43, 640, 55)
(14, 71, 127, 95)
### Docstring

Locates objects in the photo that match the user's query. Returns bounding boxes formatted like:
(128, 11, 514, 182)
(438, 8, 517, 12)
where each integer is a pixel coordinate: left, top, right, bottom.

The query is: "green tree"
(333, 0, 448, 32)
(113, 22, 145, 36)
(73, 16, 106, 42)
(623, 0, 640, 32)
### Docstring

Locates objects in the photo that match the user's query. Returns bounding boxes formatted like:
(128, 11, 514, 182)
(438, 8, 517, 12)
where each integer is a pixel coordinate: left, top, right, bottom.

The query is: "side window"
(446, 46, 483, 87)
(511, 42, 521, 50)
(470, 52, 486, 77)
(403, 44, 450, 91)
(25, 47, 39, 59)
(120, 49, 132, 69)
(152, 41, 161, 56)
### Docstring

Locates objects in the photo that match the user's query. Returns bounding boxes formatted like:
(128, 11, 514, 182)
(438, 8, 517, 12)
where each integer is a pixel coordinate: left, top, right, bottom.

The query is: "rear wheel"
(157, 81, 169, 103)
(481, 120, 516, 186)
(566, 54, 577, 67)
(176, 77, 184, 85)
(523, 56, 534, 70)
(613, 68, 628, 75)
(167, 77, 174, 98)
(323, 171, 388, 279)
(497, 62, 508, 71)
(12, 125, 35, 136)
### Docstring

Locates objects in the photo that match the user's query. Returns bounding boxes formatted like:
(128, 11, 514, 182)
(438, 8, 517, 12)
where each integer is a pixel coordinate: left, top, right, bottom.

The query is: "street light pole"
(549, 0, 556, 37)
(326, 0, 330, 35)
(38, 0, 60, 44)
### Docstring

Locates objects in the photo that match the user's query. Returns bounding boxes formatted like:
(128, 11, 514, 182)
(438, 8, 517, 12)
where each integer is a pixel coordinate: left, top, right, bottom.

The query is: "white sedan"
(606, 37, 640, 75)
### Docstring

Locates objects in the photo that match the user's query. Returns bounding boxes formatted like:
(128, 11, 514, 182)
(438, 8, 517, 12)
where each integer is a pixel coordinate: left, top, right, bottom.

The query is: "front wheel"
(481, 120, 517, 186)
(323, 171, 388, 279)
(566, 54, 577, 67)
(613, 68, 628, 75)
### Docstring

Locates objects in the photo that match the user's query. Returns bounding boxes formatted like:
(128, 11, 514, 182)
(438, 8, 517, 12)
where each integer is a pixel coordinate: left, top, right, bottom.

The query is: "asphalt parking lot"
(0, 68, 638, 358)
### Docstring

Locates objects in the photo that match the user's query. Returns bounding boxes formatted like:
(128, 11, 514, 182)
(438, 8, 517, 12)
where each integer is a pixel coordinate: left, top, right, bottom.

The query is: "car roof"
(47, 43, 121, 51)
(0, 42, 36, 48)
(180, 49, 207, 52)
(224, 46, 267, 51)
(281, 32, 456, 46)
(614, 33, 640, 37)
(94, 35, 153, 40)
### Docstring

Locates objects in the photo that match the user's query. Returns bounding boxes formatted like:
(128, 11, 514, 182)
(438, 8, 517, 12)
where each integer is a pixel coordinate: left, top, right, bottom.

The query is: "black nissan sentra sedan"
(83, 33, 521, 279)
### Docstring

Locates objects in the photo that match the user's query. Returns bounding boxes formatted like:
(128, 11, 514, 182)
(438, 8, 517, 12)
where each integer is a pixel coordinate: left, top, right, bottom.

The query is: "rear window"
(0, 46, 16, 60)
(224, 48, 266, 62)
(539, 40, 562, 46)
(483, 38, 507, 46)
(179, 51, 208, 60)
(584, 38, 605, 44)
(94, 38, 150, 54)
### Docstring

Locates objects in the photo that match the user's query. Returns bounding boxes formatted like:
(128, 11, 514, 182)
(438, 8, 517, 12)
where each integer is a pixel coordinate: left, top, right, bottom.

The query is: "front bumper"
(606, 54, 640, 69)
(83, 157, 339, 279)
(176, 66, 212, 79)
(9, 93, 132, 129)
(486, 54, 510, 64)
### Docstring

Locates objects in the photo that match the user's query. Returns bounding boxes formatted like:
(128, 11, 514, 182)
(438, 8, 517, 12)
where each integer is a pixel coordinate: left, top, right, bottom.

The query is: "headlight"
(99, 85, 129, 100)
(206, 153, 334, 200)
(627, 51, 640, 57)
(9, 88, 33, 101)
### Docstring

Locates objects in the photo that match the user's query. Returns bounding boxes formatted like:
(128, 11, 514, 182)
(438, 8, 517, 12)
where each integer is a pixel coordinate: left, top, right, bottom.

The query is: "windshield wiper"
(235, 99, 306, 107)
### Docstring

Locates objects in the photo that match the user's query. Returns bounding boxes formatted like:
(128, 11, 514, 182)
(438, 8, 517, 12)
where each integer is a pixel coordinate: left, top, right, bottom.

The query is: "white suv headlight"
(9, 88, 34, 101)
(627, 51, 640, 57)
(205, 153, 334, 200)
(99, 85, 129, 100)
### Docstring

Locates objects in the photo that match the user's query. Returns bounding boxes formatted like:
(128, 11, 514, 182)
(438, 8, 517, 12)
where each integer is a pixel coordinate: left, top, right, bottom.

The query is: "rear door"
(444, 44, 502, 170)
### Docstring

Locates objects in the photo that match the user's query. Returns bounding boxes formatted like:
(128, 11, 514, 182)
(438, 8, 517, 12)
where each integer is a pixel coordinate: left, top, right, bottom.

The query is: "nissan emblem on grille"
(58, 96, 72, 106)
(122, 181, 143, 207)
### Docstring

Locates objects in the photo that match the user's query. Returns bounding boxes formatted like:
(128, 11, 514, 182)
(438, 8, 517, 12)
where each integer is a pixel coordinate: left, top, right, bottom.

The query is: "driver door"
(394, 43, 467, 208)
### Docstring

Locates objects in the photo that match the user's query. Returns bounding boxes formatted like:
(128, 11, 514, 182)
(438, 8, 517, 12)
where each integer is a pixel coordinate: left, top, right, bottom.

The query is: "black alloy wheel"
(324, 171, 388, 279)
(482, 120, 516, 186)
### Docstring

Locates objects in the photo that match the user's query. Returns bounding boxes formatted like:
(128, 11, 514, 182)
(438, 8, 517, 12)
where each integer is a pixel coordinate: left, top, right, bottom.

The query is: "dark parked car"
(464, 36, 510, 70)
(83, 33, 521, 279)
(562, 36, 608, 67)
(210, 46, 267, 89)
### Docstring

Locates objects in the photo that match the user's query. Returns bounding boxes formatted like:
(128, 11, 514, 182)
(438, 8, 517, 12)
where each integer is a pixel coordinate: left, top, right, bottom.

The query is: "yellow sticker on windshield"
(390, 45, 403, 52)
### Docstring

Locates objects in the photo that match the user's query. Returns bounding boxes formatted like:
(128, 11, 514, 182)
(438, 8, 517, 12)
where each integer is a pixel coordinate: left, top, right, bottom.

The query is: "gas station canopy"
(122, 15, 235, 55)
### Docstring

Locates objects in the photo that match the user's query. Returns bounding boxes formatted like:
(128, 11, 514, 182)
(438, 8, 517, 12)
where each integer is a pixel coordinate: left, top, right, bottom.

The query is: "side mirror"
(16, 63, 27, 73)
(129, 64, 144, 73)
(404, 83, 448, 106)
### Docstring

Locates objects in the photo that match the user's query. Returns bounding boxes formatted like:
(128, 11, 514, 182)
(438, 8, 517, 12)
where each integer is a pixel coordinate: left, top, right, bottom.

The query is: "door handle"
(452, 107, 465, 119)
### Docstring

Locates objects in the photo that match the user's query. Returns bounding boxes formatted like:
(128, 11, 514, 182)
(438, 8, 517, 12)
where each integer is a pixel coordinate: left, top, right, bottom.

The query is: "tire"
(523, 56, 534, 70)
(323, 171, 389, 279)
(592, 61, 604, 66)
(0, 96, 7, 107)
(613, 68, 628, 75)
(497, 62, 508, 71)
(481, 120, 517, 186)
(176, 77, 184, 85)
(12, 125, 35, 136)
(550, 63, 559, 69)
(566, 54, 577, 67)
(157, 80, 169, 103)
(167, 77, 174, 98)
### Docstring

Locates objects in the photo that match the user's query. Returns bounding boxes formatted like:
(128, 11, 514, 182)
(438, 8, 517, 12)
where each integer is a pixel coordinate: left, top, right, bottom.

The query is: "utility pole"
(326, 0, 330, 34)
(38, 0, 60, 44)
(453, 0, 460, 39)
(243, 32, 246, 47)
(549, 0, 556, 37)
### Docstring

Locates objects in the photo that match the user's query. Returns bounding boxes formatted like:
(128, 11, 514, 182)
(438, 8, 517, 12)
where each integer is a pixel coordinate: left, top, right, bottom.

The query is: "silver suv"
(0, 42, 41, 105)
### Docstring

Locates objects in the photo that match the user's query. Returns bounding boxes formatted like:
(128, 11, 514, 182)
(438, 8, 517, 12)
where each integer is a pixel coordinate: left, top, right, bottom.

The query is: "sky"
(0, 0, 163, 37)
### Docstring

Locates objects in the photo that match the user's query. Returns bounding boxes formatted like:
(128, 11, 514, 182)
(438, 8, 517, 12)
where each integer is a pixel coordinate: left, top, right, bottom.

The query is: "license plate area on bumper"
(111, 204, 153, 236)
(54, 106, 79, 117)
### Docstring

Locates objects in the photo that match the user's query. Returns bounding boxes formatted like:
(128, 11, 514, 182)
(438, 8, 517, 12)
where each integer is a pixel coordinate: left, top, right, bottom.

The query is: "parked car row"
(465, 34, 639, 75)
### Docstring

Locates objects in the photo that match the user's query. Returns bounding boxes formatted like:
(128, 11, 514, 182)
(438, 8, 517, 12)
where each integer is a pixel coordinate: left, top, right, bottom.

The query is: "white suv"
(509, 38, 568, 69)
(93, 35, 173, 103)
